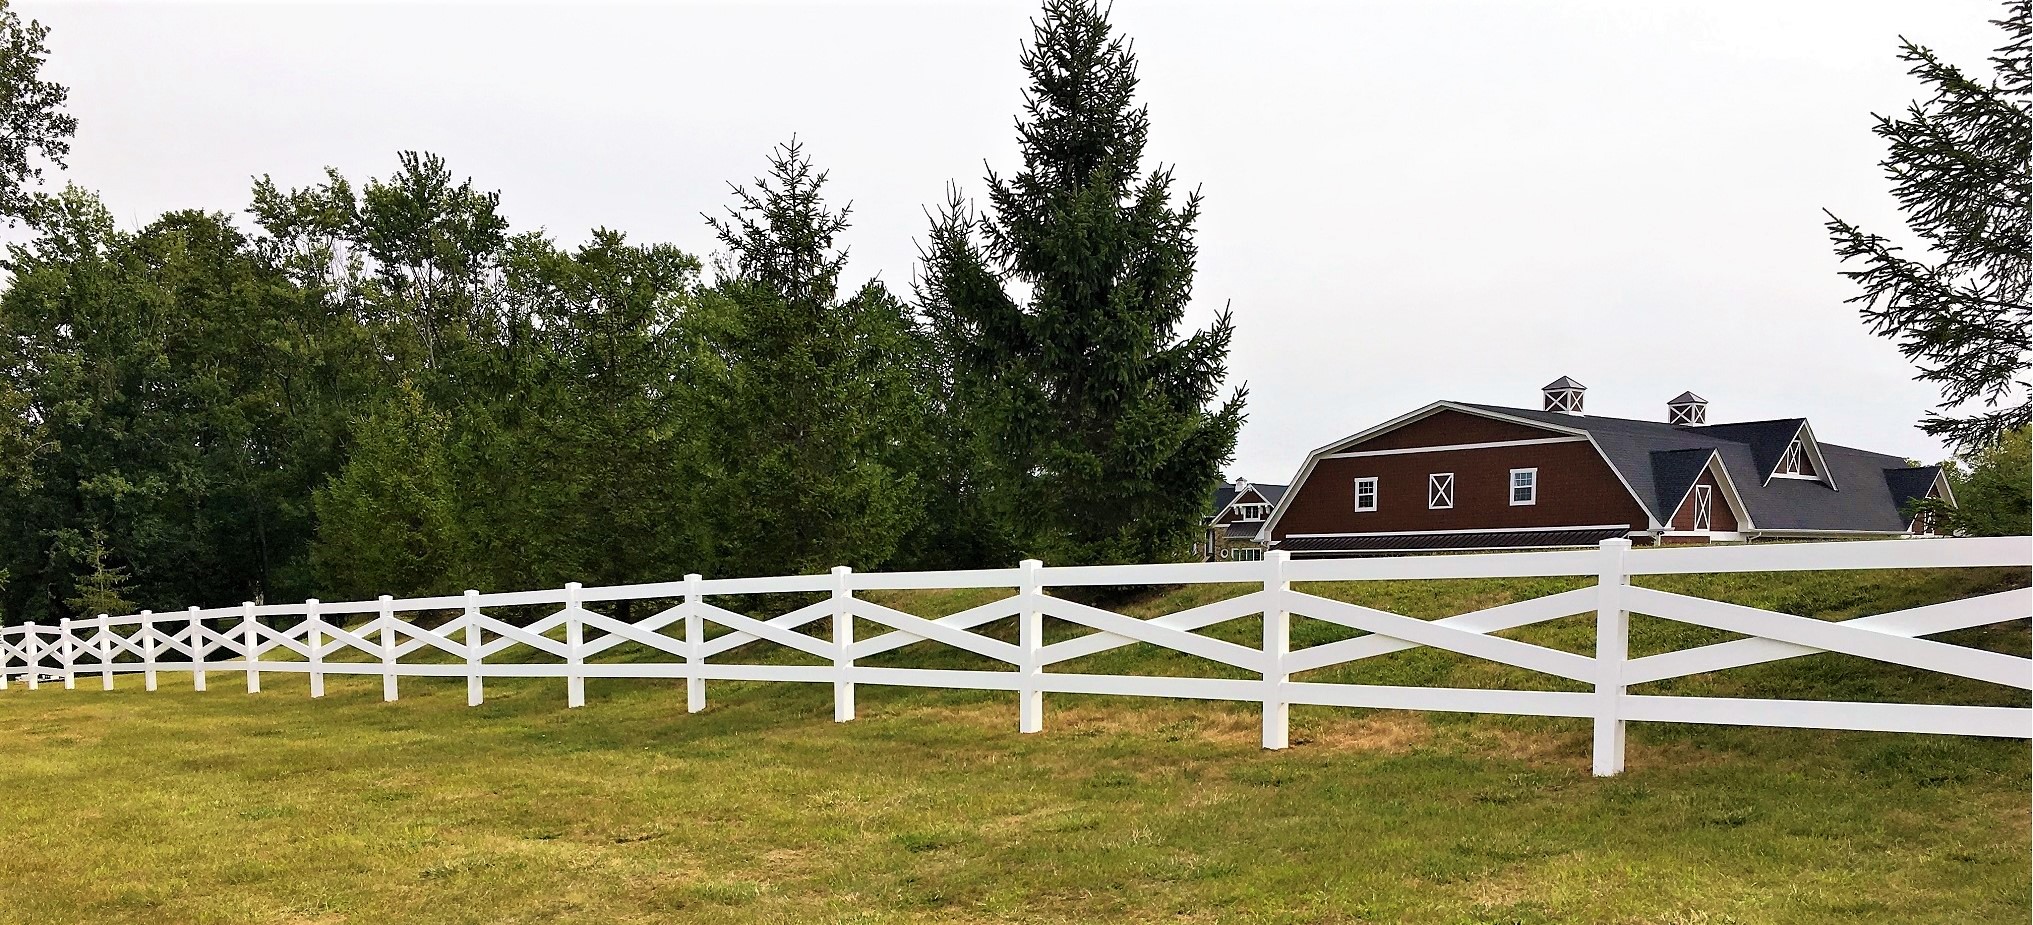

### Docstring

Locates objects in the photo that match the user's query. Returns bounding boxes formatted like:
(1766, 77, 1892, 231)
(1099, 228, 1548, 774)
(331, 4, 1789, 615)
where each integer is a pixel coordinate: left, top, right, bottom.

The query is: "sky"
(27, 0, 2014, 483)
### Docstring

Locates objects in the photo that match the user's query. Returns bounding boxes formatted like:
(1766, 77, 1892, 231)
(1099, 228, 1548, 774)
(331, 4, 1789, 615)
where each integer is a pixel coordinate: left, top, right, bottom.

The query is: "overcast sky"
(30, 0, 2012, 481)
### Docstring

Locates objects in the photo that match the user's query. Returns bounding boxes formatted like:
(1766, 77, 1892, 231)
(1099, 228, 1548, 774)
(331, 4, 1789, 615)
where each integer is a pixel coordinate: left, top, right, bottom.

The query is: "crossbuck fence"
(2, 538, 2027, 775)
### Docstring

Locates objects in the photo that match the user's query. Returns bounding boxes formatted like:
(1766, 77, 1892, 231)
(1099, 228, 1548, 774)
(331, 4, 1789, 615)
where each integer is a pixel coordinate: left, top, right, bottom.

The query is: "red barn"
(1260, 378, 1953, 557)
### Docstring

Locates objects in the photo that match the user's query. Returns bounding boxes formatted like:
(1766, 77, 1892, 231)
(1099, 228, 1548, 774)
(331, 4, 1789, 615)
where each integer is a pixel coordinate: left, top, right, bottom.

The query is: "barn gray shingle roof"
(1455, 403, 1932, 534)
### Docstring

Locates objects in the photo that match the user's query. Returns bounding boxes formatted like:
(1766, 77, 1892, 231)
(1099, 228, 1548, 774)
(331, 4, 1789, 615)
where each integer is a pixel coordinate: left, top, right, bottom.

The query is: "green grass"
(0, 567, 2026, 924)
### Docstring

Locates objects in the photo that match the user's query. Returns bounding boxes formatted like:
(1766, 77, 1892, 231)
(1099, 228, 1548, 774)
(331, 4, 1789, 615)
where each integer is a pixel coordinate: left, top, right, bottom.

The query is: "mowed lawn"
(0, 567, 2026, 924)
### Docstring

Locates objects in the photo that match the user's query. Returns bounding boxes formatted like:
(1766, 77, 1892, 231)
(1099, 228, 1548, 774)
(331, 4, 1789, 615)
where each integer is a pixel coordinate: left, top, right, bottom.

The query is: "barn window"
(1693, 484, 1713, 530)
(1354, 477, 1379, 512)
(1428, 473, 1454, 509)
(1781, 439, 1803, 475)
(1233, 547, 1265, 561)
(1509, 468, 1537, 505)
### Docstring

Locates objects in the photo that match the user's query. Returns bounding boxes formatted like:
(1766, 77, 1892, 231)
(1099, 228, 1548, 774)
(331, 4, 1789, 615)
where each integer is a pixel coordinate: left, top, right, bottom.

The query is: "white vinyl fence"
(2, 537, 2027, 776)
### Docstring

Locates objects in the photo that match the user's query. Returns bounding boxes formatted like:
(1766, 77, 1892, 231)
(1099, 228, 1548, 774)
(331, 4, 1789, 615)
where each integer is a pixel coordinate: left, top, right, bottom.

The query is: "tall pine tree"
(1826, 2, 2031, 452)
(690, 140, 927, 576)
(920, 0, 1244, 566)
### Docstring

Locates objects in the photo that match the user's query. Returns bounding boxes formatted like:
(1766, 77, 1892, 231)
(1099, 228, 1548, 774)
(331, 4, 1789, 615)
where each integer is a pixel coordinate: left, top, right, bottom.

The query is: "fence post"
(685, 573, 705, 713)
(60, 617, 75, 690)
(305, 598, 324, 699)
(99, 613, 113, 690)
(241, 602, 259, 694)
(464, 590, 483, 707)
(1592, 538, 1633, 777)
(188, 606, 206, 692)
(1, 626, 11, 691)
(141, 611, 157, 692)
(1262, 550, 1292, 750)
(1019, 559, 1045, 734)
(833, 566, 854, 723)
(24, 622, 39, 690)
(379, 595, 398, 702)
(566, 582, 585, 709)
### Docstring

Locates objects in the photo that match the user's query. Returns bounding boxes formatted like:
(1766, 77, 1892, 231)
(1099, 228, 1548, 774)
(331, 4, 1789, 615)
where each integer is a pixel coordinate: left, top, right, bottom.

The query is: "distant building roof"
(1208, 479, 1288, 518)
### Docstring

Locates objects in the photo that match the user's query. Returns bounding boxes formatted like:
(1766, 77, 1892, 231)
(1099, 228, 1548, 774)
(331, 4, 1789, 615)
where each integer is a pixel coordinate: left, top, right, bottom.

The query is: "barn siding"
(1272, 441, 1649, 538)
(1667, 468, 1740, 532)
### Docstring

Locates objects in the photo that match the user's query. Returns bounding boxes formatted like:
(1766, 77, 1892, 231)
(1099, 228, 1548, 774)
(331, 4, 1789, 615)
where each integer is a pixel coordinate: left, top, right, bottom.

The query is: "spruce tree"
(691, 140, 927, 576)
(1826, 2, 2031, 451)
(920, 0, 1245, 565)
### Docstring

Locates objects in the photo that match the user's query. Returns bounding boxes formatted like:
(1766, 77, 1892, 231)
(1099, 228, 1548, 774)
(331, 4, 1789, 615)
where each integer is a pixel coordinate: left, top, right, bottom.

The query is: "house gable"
(1215, 486, 1275, 524)
(1264, 402, 1650, 544)
(1665, 455, 1747, 534)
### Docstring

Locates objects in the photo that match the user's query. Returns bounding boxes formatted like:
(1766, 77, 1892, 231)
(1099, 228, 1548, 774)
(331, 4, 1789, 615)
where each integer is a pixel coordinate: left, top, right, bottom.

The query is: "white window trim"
(1353, 477, 1379, 513)
(1693, 484, 1713, 531)
(1509, 468, 1538, 506)
(1428, 472, 1454, 510)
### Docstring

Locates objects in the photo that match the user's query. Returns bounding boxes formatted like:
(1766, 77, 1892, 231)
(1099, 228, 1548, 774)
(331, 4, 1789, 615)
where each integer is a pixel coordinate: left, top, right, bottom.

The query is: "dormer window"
(1781, 439, 1803, 475)
(1232, 503, 1271, 521)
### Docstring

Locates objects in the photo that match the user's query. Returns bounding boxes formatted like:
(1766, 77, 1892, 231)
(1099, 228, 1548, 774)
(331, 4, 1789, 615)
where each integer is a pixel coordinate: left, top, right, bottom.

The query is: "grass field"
(1, 566, 2026, 924)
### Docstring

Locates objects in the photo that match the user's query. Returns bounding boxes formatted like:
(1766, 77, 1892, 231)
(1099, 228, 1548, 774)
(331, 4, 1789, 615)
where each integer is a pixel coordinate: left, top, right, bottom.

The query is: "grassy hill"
(0, 566, 2024, 924)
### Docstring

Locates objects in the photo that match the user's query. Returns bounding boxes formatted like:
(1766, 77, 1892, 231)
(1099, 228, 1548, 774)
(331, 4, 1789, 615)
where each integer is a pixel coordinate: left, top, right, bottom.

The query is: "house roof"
(1884, 467, 1941, 510)
(1454, 403, 1932, 533)
(1685, 419, 1806, 478)
(1209, 480, 1288, 518)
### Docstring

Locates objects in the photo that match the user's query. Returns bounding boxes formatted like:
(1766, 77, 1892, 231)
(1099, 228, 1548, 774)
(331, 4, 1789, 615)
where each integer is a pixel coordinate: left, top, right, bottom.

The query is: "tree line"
(0, 0, 1246, 623)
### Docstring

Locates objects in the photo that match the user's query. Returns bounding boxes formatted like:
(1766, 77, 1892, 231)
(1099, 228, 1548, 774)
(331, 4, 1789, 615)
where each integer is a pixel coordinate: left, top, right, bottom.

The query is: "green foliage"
(1928, 426, 2032, 536)
(1826, 2, 2032, 451)
(312, 381, 468, 598)
(921, 0, 1245, 566)
(61, 530, 134, 618)
(0, 190, 354, 620)
(691, 141, 928, 576)
(296, 156, 711, 596)
(0, 4, 1264, 615)
(0, 0, 75, 223)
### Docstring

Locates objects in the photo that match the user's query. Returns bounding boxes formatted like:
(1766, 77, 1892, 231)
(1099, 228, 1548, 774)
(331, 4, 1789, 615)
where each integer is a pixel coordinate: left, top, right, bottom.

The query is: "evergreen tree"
(1826, 2, 2032, 452)
(62, 530, 134, 618)
(920, 0, 1244, 565)
(691, 140, 927, 576)
(312, 380, 471, 598)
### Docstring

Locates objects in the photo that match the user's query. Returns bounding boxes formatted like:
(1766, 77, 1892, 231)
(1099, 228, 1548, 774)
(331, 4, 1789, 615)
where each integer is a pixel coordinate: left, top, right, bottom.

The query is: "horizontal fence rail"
(2, 537, 2027, 776)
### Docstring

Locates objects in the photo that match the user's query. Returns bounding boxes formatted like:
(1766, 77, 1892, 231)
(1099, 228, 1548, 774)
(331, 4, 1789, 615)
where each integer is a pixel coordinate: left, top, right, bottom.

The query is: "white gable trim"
(1321, 436, 1588, 459)
(1765, 421, 1838, 490)
(1212, 484, 1268, 523)
(1932, 468, 1957, 508)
